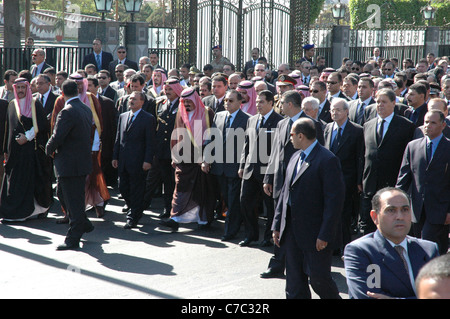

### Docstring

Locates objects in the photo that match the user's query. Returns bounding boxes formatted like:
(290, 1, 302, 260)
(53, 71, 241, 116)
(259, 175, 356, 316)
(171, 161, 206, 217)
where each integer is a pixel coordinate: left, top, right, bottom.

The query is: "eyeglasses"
(117, 51, 126, 54)
(383, 68, 392, 71)
(351, 67, 360, 71)
(309, 89, 319, 93)
(97, 76, 107, 80)
(327, 81, 338, 85)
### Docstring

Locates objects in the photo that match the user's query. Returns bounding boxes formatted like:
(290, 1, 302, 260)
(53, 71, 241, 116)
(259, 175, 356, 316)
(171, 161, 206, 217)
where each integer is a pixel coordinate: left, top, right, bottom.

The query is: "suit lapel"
(335, 122, 351, 153)
(290, 143, 319, 186)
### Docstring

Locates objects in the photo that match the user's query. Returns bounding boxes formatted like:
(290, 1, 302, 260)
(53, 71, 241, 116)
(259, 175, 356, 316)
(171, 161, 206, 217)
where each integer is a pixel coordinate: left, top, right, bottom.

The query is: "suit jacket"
(113, 109, 156, 175)
(348, 97, 376, 125)
(243, 60, 258, 75)
(202, 95, 225, 113)
(34, 90, 58, 120)
(46, 97, 93, 177)
(109, 59, 139, 81)
(272, 143, 345, 251)
(403, 103, 428, 128)
(117, 93, 157, 119)
(344, 230, 439, 299)
(99, 85, 118, 103)
(328, 91, 351, 102)
(207, 109, 250, 178)
(413, 124, 450, 140)
(396, 136, 450, 224)
(82, 51, 114, 71)
(324, 120, 364, 190)
(155, 98, 179, 159)
(265, 81, 276, 95)
(364, 102, 409, 124)
(263, 112, 325, 199)
(318, 99, 332, 123)
(240, 110, 284, 181)
(0, 98, 9, 153)
(362, 115, 415, 196)
(30, 62, 53, 78)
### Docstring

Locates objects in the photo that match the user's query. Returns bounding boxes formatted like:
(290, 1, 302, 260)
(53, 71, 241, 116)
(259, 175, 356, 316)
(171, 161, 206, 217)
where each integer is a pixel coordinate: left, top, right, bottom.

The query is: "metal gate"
(176, 0, 310, 71)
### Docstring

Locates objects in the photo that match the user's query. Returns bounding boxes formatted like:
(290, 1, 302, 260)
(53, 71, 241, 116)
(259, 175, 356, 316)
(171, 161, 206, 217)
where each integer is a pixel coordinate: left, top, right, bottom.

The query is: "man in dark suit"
(324, 98, 364, 250)
(309, 80, 332, 123)
(239, 90, 284, 247)
(46, 80, 94, 250)
(348, 77, 376, 125)
(30, 49, 53, 79)
(396, 110, 450, 255)
(344, 187, 439, 299)
(261, 90, 324, 279)
(113, 91, 156, 229)
(116, 74, 157, 118)
(97, 70, 118, 103)
(272, 117, 345, 299)
(243, 47, 260, 76)
(108, 46, 139, 81)
(327, 72, 350, 102)
(404, 83, 428, 128)
(82, 38, 114, 72)
(359, 89, 415, 235)
(203, 89, 250, 241)
(202, 74, 228, 113)
(34, 74, 58, 120)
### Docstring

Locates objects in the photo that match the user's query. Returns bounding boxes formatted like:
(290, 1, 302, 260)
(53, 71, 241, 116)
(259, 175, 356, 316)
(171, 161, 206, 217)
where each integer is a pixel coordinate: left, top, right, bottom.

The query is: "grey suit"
(46, 97, 93, 244)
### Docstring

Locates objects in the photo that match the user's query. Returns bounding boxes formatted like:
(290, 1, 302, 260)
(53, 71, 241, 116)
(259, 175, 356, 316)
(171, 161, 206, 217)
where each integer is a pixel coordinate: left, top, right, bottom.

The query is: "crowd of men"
(0, 37, 449, 299)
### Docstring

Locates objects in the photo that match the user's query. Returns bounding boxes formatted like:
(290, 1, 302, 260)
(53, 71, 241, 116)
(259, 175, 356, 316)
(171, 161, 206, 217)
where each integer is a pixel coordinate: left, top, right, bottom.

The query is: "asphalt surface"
(0, 186, 349, 300)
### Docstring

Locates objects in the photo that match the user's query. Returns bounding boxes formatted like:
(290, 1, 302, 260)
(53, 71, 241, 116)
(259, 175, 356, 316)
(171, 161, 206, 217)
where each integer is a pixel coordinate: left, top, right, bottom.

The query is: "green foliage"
(348, 0, 450, 28)
(310, 0, 326, 24)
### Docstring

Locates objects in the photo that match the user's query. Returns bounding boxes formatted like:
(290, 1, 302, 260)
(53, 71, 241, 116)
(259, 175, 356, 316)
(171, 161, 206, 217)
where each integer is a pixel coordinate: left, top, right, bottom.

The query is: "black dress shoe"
(122, 205, 130, 212)
(159, 219, 179, 231)
(84, 223, 95, 233)
(56, 242, 80, 251)
(239, 238, 257, 247)
(123, 221, 137, 229)
(158, 209, 170, 219)
(260, 268, 285, 279)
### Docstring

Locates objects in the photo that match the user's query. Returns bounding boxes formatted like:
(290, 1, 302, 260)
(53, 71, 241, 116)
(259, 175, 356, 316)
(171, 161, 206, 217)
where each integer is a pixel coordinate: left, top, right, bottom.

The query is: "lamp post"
(123, 0, 143, 22)
(421, 2, 436, 26)
(331, 0, 346, 26)
(30, 0, 42, 10)
(94, 0, 114, 21)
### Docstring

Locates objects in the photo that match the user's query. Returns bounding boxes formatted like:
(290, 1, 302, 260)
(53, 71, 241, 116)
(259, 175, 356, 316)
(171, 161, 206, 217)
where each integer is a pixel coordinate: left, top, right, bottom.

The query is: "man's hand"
(201, 162, 210, 174)
(263, 183, 273, 197)
(142, 162, 152, 171)
(273, 231, 281, 247)
(238, 169, 243, 179)
(15, 133, 28, 145)
(367, 291, 394, 299)
(112, 159, 118, 169)
(316, 238, 328, 252)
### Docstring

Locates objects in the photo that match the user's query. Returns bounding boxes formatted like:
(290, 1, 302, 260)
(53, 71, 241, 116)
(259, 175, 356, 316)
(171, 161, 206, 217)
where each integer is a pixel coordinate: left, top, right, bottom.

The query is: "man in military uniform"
(274, 74, 296, 115)
(210, 45, 231, 73)
(144, 78, 183, 218)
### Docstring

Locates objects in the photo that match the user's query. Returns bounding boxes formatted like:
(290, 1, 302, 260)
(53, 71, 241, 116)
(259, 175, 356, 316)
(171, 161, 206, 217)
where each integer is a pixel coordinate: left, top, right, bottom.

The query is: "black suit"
(99, 85, 117, 103)
(109, 59, 139, 81)
(30, 62, 53, 78)
(403, 103, 428, 128)
(34, 90, 58, 122)
(328, 91, 351, 102)
(202, 95, 225, 113)
(272, 143, 345, 299)
(117, 93, 157, 119)
(348, 97, 376, 125)
(360, 114, 415, 234)
(46, 97, 93, 245)
(82, 51, 114, 72)
(324, 120, 364, 247)
(207, 109, 250, 239)
(113, 109, 156, 226)
(396, 136, 450, 254)
(318, 99, 332, 123)
(243, 60, 258, 75)
(363, 102, 409, 124)
(240, 110, 284, 242)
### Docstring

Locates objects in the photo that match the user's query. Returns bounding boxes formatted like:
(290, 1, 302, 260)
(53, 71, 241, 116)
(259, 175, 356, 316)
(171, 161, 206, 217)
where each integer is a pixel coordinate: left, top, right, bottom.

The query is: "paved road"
(0, 186, 349, 300)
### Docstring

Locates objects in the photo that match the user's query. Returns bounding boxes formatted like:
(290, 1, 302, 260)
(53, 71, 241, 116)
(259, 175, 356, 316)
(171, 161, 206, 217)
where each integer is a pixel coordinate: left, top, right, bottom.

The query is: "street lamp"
(94, 0, 114, 21)
(123, 0, 143, 22)
(331, 0, 346, 26)
(421, 2, 436, 25)
(30, 0, 42, 10)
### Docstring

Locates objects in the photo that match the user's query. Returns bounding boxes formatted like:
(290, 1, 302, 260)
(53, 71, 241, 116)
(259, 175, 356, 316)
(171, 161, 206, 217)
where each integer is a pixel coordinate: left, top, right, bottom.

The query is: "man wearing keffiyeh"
(0, 78, 52, 223)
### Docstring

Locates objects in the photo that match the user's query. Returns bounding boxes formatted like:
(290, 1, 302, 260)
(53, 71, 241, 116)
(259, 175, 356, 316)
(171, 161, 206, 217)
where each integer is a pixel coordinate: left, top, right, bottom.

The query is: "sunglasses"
(117, 51, 126, 54)
(351, 67, 360, 71)
(383, 68, 392, 71)
(97, 76, 107, 80)
(309, 89, 319, 93)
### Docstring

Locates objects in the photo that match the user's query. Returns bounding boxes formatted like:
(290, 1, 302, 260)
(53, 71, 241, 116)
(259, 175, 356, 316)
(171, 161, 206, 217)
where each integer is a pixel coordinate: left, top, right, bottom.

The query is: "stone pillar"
(331, 25, 350, 70)
(424, 26, 439, 57)
(78, 21, 121, 55)
(124, 22, 149, 62)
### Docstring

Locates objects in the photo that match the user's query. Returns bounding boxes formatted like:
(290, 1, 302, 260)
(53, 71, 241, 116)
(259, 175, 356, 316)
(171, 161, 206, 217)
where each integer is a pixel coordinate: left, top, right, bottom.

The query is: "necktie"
(356, 102, 365, 124)
(96, 54, 101, 70)
(291, 152, 306, 186)
(426, 141, 433, 164)
(223, 114, 231, 142)
(258, 115, 265, 129)
(286, 118, 294, 142)
(126, 113, 134, 130)
(377, 119, 385, 145)
(215, 99, 220, 111)
(331, 127, 342, 153)
(394, 245, 409, 274)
